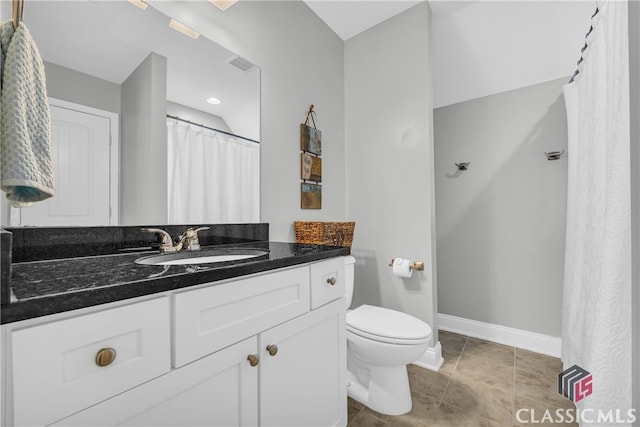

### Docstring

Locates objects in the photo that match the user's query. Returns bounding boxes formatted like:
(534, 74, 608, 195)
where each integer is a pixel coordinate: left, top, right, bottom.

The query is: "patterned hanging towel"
(0, 20, 54, 207)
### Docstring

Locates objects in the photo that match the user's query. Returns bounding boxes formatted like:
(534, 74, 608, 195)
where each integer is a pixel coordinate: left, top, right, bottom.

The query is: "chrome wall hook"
(455, 162, 470, 171)
(545, 150, 565, 160)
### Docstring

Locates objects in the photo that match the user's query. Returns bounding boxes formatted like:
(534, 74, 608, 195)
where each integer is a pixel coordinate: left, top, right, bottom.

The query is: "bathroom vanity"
(0, 225, 349, 427)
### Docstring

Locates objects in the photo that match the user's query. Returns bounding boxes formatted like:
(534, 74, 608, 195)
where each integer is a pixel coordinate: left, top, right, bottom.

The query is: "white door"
(13, 100, 117, 226)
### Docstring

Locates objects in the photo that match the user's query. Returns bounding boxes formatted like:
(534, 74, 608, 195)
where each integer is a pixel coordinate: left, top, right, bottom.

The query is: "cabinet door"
(53, 337, 259, 427)
(259, 298, 347, 427)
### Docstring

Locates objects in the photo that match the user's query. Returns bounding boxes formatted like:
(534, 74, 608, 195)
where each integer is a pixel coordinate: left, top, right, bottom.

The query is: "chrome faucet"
(142, 227, 210, 254)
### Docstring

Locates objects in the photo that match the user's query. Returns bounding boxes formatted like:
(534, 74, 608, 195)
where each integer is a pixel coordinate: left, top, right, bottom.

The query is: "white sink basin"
(135, 248, 269, 266)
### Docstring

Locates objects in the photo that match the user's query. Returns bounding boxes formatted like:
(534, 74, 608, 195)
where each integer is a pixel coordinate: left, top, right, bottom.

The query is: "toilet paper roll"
(392, 258, 413, 278)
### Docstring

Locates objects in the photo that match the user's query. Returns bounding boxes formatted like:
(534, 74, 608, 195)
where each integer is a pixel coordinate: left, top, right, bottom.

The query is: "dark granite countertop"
(2, 241, 349, 324)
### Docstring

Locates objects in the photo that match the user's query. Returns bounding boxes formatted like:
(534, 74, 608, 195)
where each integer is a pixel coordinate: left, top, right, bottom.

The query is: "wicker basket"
(294, 221, 355, 248)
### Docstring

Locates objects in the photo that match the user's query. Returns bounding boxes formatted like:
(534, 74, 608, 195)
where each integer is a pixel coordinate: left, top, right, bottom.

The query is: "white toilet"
(344, 255, 432, 416)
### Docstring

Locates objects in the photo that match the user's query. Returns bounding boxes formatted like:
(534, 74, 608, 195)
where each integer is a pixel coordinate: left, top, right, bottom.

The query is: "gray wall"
(435, 78, 569, 337)
(151, 1, 346, 241)
(166, 101, 232, 134)
(44, 61, 121, 114)
(345, 3, 438, 340)
(629, 0, 639, 421)
(120, 53, 168, 225)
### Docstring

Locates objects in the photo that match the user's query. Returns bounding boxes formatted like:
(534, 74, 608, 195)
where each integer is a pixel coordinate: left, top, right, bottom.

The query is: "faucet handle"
(191, 227, 210, 234)
(181, 227, 210, 251)
(142, 228, 177, 253)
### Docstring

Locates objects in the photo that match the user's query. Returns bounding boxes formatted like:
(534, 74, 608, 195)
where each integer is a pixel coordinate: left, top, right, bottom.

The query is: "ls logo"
(558, 365, 593, 403)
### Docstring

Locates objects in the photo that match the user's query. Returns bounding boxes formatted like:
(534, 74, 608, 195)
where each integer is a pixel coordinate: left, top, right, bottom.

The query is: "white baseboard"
(437, 313, 561, 358)
(412, 341, 444, 372)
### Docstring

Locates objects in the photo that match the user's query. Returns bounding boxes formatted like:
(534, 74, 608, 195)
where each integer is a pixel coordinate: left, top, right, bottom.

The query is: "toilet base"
(347, 365, 412, 416)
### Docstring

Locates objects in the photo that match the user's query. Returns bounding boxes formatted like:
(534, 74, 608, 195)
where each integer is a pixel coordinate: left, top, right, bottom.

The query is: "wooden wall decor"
(300, 105, 322, 209)
(300, 124, 322, 155)
(301, 183, 322, 209)
(301, 153, 322, 182)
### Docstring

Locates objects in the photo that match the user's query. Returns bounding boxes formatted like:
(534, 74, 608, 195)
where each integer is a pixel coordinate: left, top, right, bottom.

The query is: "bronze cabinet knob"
(247, 354, 259, 367)
(266, 344, 278, 356)
(95, 348, 117, 367)
(326, 277, 337, 286)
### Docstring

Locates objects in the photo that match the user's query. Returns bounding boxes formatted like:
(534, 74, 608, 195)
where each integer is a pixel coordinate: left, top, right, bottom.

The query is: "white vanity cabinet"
(9, 297, 172, 427)
(2, 257, 347, 427)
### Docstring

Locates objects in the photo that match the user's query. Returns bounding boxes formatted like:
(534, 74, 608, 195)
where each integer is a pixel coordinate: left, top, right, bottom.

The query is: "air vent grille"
(228, 55, 256, 72)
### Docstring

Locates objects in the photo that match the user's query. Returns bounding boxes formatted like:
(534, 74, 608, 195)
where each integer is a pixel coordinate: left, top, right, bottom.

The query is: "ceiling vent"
(228, 55, 256, 72)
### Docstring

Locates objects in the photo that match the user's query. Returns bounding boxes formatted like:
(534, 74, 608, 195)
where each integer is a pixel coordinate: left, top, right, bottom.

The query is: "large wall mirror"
(8, 0, 260, 227)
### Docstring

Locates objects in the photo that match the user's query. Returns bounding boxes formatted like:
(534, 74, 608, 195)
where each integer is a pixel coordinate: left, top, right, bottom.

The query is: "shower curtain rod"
(569, 6, 600, 83)
(166, 114, 259, 144)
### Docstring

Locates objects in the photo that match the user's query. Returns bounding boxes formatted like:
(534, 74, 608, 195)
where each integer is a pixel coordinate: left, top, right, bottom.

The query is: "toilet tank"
(344, 255, 356, 308)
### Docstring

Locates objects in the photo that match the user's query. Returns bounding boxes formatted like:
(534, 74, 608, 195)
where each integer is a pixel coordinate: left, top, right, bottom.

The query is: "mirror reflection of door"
(12, 99, 118, 226)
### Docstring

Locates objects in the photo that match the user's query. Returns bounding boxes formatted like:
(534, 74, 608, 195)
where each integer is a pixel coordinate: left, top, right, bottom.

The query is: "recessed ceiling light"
(206, 97, 221, 105)
(209, 0, 239, 11)
(169, 19, 200, 39)
(128, 0, 148, 10)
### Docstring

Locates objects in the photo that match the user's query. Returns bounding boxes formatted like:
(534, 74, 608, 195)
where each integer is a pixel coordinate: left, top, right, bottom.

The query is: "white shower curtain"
(562, 0, 631, 423)
(167, 119, 260, 224)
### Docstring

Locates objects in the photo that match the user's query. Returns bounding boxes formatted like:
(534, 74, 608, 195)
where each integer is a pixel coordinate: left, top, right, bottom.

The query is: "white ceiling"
(430, 0, 595, 106)
(29, 0, 423, 130)
(31, 0, 596, 117)
(304, 0, 596, 107)
(303, 0, 423, 40)
(302, 1, 482, 41)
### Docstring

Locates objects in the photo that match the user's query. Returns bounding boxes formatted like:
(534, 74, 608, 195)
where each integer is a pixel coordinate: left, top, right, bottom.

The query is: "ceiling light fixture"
(206, 97, 221, 105)
(209, 0, 239, 11)
(169, 19, 200, 39)
(128, 0, 148, 10)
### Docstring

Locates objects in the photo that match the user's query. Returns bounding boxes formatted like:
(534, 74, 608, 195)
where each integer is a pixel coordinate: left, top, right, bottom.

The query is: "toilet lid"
(347, 305, 432, 342)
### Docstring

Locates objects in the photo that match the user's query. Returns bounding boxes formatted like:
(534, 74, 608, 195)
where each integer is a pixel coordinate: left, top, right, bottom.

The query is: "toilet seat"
(346, 305, 432, 345)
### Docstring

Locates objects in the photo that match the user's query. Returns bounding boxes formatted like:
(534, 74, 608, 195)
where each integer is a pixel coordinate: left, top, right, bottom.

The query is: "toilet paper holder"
(388, 259, 424, 271)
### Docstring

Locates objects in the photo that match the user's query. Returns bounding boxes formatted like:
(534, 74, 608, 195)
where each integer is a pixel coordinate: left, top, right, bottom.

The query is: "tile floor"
(347, 330, 576, 427)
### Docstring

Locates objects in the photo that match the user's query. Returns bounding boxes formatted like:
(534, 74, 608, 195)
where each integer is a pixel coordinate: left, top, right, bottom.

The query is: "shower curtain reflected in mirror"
(562, 0, 631, 420)
(167, 119, 260, 224)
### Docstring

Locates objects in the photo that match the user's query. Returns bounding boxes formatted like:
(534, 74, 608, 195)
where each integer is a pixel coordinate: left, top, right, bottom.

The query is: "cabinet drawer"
(310, 258, 345, 309)
(174, 266, 310, 367)
(52, 337, 259, 427)
(11, 297, 171, 427)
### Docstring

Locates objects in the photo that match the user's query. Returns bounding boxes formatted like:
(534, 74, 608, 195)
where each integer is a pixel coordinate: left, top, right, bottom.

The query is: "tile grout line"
(455, 336, 469, 370)
(437, 335, 469, 407)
